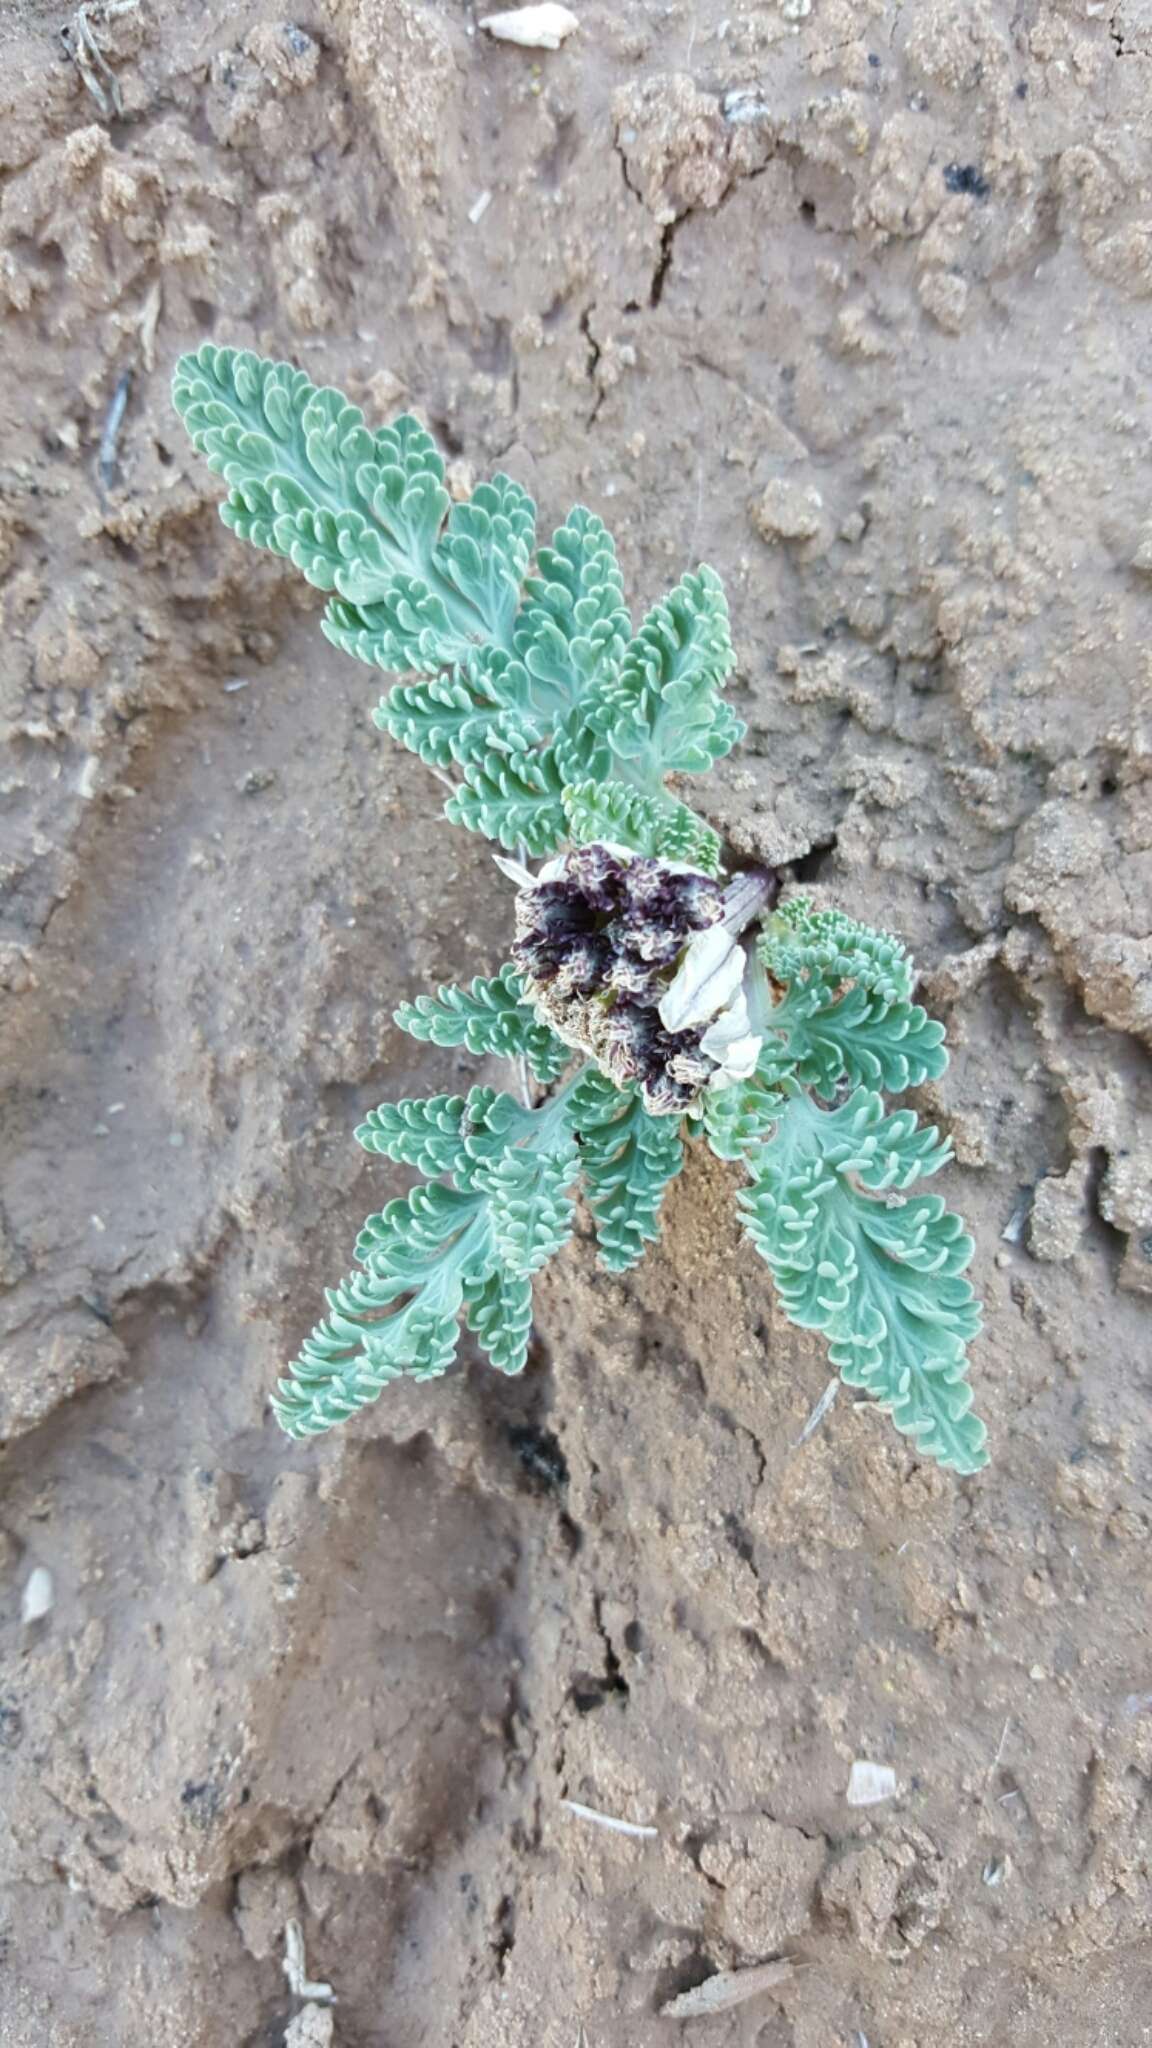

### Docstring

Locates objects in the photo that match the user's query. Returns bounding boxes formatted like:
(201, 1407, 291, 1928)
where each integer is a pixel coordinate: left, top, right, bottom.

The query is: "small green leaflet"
(394, 964, 569, 1084)
(570, 1070, 684, 1272)
(562, 779, 722, 873)
(739, 1090, 986, 1474)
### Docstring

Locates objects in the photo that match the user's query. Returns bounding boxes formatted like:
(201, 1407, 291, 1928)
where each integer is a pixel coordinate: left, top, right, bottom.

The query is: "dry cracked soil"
(1, 0, 1152, 2043)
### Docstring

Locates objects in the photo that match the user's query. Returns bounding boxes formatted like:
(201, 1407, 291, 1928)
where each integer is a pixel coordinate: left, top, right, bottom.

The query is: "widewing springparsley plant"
(173, 346, 988, 1475)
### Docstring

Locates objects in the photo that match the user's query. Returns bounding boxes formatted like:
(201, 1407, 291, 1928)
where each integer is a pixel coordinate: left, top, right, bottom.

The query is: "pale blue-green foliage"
(393, 965, 569, 1085)
(271, 1053, 693, 1436)
(174, 346, 986, 1474)
(569, 1069, 685, 1271)
(700, 1069, 788, 1162)
(476, 1135, 580, 1276)
(561, 780, 722, 875)
(754, 894, 947, 1099)
(274, 1080, 573, 1435)
(759, 896, 915, 1007)
(587, 565, 744, 777)
(463, 1263, 534, 1376)
(738, 1090, 986, 1474)
(171, 344, 733, 858)
(356, 1084, 535, 1187)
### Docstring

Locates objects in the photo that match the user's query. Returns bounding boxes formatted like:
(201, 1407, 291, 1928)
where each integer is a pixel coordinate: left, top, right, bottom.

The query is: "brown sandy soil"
(2, 1, 1152, 2042)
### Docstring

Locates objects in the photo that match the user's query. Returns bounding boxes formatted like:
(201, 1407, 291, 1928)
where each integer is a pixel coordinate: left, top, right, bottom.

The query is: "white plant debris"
(138, 279, 162, 372)
(561, 1798, 657, 1839)
(659, 1957, 796, 2017)
(59, 2, 132, 118)
(1000, 1188, 1032, 1243)
(283, 1920, 335, 2004)
(21, 1567, 54, 1624)
(480, 4, 579, 48)
(793, 1376, 839, 1447)
(846, 1760, 897, 1807)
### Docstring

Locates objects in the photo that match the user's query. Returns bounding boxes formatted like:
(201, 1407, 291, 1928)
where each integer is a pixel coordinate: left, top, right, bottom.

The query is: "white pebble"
(480, 4, 579, 48)
(22, 1567, 54, 1624)
(846, 1759, 897, 1806)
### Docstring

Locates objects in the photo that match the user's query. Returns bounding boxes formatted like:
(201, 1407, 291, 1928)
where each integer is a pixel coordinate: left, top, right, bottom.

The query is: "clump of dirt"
(1, 2, 1151, 2043)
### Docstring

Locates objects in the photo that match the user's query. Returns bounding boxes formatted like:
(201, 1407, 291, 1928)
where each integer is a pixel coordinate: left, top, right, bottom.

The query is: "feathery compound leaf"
(739, 1090, 986, 1475)
(355, 1181, 484, 1276)
(570, 1069, 685, 1272)
(700, 1069, 788, 1162)
(354, 1088, 536, 1185)
(272, 1187, 488, 1438)
(589, 565, 744, 779)
(561, 779, 723, 874)
(769, 983, 948, 1097)
(463, 1263, 534, 1374)
(438, 475, 536, 643)
(759, 896, 915, 1007)
(476, 1134, 580, 1277)
(513, 506, 631, 715)
(356, 1092, 472, 1178)
(757, 896, 944, 1099)
(445, 741, 568, 853)
(394, 963, 569, 1084)
(322, 577, 471, 675)
(173, 346, 451, 598)
(374, 646, 542, 772)
(275, 1083, 585, 1435)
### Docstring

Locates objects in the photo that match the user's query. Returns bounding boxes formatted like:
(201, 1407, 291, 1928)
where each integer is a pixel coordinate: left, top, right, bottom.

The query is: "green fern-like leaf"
(700, 1070, 788, 1162)
(757, 896, 944, 1099)
(438, 475, 536, 643)
(759, 896, 916, 1007)
(356, 1092, 473, 1178)
(477, 1134, 580, 1277)
(354, 1086, 537, 1185)
(274, 1080, 585, 1435)
(589, 565, 744, 780)
(445, 742, 569, 853)
(768, 983, 947, 1097)
(513, 506, 631, 715)
(570, 1070, 685, 1272)
(561, 778, 722, 874)
(739, 1089, 986, 1475)
(463, 1263, 534, 1374)
(322, 577, 472, 674)
(272, 1184, 489, 1438)
(394, 964, 569, 1083)
(173, 346, 451, 594)
(370, 647, 543, 779)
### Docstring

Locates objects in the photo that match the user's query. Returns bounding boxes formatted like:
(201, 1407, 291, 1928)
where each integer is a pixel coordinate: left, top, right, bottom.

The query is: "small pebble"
(21, 1567, 54, 1624)
(847, 1759, 897, 1806)
(479, 4, 579, 48)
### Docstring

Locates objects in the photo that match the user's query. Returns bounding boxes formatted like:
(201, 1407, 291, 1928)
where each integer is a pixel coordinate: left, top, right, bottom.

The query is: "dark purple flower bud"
(510, 843, 766, 1114)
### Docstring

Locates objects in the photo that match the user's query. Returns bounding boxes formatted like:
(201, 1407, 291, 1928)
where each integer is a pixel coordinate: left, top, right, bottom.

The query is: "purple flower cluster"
(512, 844, 726, 1114)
